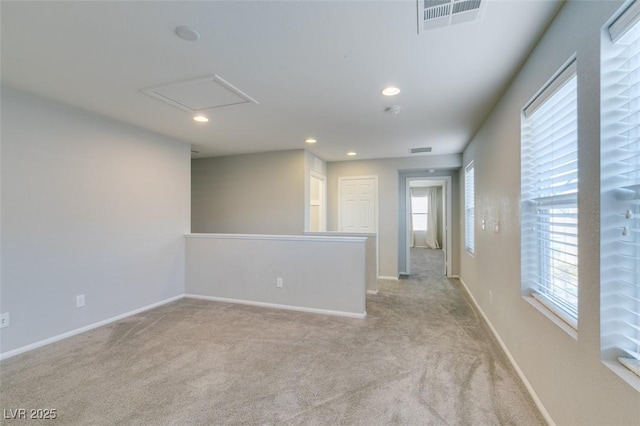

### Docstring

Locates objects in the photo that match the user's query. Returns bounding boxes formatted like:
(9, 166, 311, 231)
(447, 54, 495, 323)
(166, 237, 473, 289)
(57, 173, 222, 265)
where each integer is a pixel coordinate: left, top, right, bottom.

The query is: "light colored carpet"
(410, 247, 446, 280)
(0, 249, 545, 425)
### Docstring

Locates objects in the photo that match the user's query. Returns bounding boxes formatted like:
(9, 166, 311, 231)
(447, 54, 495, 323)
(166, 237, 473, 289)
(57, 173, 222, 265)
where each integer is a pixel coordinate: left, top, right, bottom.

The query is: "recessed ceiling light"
(347, 151, 357, 156)
(175, 26, 201, 41)
(193, 115, 209, 123)
(381, 87, 400, 96)
(305, 138, 317, 144)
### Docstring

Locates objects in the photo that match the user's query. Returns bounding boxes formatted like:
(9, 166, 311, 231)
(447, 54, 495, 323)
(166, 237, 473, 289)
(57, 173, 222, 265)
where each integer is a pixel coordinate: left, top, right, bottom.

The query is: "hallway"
(409, 248, 445, 280)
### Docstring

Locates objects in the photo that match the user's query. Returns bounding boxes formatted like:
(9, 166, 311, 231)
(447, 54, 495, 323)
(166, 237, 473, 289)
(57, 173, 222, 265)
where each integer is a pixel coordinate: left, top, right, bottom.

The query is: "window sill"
(523, 296, 578, 340)
(602, 359, 640, 393)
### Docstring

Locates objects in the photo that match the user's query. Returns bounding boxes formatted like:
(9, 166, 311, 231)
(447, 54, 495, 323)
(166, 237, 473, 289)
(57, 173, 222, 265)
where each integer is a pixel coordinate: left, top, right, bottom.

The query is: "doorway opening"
(309, 172, 326, 232)
(399, 176, 452, 278)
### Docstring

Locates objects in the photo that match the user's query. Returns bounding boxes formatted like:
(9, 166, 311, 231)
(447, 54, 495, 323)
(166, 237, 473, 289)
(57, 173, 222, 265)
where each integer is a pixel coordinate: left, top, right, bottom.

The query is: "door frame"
(309, 171, 327, 232)
(337, 175, 379, 234)
(404, 176, 452, 277)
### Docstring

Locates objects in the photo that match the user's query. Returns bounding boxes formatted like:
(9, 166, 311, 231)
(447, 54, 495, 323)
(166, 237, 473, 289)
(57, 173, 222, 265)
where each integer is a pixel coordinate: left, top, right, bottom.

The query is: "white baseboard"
(184, 294, 367, 319)
(456, 277, 555, 426)
(448, 274, 460, 279)
(366, 290, 379, 295)
(0, 294, 184, 361)
(0, 293, 367, 361)
(378, 275, 398, 280)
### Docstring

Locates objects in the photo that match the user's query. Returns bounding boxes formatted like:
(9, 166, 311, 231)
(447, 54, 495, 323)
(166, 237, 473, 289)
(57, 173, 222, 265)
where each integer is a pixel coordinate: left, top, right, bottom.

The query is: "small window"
(602, 0, 640, 379)
(465, 162, 475, 254)
(521, 59, 579, 329)
(411, 193, 428, 231)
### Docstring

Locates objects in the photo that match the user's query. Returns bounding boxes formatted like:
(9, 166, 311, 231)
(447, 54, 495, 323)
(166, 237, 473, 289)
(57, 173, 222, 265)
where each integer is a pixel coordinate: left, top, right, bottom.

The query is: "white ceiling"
(1, 0, 562, 162)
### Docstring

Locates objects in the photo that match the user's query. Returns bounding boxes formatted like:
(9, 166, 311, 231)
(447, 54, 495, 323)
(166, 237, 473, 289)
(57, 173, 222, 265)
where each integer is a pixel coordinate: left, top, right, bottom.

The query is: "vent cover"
(418, 0, 483, 33)
(142, 75, 258, 114)
(410, 147, 432, 154)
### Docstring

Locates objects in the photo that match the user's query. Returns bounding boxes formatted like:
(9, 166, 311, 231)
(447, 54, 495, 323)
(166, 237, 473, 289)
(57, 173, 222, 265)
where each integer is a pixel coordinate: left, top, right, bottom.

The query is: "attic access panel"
(142, 75, 258, 113)
(418, 0, 483, 33)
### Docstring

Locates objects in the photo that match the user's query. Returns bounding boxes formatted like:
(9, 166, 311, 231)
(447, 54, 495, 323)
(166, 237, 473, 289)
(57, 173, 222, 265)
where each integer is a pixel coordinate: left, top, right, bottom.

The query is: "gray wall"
(460, 1, 640, 424)
(185, 234, 366, 316)
(327, 154, 461, 277)
(192, 150, 305, 235)
(305, 232, 377, 293)
(1, 87, 190, 354)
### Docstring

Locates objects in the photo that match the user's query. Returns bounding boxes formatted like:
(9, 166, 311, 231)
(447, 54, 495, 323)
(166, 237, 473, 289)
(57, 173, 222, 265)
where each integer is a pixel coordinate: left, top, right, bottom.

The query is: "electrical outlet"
(276, 277, 283, 288)
(76, 294, 85, 308)
(0, 313, 9, 329)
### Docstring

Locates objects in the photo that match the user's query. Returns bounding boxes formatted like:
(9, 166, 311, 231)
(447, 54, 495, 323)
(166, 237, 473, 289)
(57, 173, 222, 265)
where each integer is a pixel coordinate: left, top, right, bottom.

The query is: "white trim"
(602, 359, 640, 392)
(456, 277, 555, 426)
(405, 178, 411, 275)
(366, 290, 379, 295)
(378, 275, 399, 281)
(0, 295, 184, 361)
(464, 162, 475, 255)
(524, 296, 578, 340)
(184, 294, 366, 319)
(531, 293, 578, 331)
(185, 233, 366, 244)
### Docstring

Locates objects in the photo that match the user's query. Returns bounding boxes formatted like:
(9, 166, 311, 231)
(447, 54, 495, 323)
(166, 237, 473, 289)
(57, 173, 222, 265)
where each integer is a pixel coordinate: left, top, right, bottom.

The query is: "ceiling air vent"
(410, 147, 432, 154)
(417, 0, 483, 33)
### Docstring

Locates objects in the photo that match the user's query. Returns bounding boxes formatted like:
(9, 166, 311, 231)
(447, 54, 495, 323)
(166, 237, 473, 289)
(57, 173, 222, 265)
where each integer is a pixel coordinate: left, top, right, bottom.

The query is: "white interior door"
(339, 177, 377, 233)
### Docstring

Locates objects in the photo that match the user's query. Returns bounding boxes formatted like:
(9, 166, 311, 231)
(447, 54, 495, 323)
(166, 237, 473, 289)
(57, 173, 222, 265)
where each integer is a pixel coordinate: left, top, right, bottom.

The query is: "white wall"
(327, 155, 461, 277)
(192, 150, 305, 235)
(185, 234, 366, 317)
(460, 1, 640, 424)
(0, 87, 190, 354)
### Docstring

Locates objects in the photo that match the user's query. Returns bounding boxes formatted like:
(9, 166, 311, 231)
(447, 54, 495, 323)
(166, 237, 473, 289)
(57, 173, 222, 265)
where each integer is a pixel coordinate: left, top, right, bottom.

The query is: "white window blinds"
(602, 0, 640, 378)
(465, 162, 475, 254)
(521, 60, 579, 328)
(411, 189, 428, 231)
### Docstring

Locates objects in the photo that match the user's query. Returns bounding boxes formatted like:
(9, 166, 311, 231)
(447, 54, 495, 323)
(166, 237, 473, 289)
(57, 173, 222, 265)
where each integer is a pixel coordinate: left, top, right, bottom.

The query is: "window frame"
(601, 0, 640, 385)
(464, 161, 475, 254)
(411, 191, 429, 232)
(521, 58, 579, 331)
